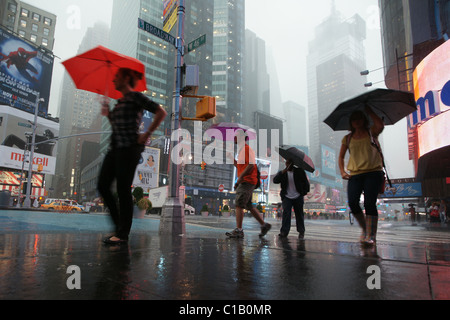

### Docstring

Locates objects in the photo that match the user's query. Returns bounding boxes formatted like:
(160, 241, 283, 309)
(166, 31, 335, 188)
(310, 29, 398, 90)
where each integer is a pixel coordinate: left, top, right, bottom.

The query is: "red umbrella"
(61, 45, 147, 99)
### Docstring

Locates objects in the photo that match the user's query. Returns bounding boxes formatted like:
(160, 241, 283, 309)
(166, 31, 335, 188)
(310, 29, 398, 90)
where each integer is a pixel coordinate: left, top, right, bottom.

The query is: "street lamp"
(23, 95, 44, 208)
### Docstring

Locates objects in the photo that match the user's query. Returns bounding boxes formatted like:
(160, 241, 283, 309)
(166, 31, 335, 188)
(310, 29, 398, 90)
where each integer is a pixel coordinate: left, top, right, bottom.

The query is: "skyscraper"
(53, 22, 109, 199)
(243, 29, 270, 128)
(307, 6, 367, 196)
(212, 0, 244, 123)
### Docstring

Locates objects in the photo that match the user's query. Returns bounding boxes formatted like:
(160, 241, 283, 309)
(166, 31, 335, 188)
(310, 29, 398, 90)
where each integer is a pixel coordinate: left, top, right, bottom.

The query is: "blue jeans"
(280, 196, 305, 236)
(347, 171, 383, 217)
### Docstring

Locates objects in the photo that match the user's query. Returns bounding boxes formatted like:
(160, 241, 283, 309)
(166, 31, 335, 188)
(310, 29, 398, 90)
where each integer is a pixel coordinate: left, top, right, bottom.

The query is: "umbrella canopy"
(205, 122, 257, 141)
(323, 89, 417, 131)
(62, 45, 147, 99)
(277, 145, 315, 173)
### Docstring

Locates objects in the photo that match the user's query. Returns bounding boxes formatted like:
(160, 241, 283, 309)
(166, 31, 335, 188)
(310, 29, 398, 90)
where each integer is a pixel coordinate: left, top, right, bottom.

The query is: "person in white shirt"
(273, 159, 310, 239)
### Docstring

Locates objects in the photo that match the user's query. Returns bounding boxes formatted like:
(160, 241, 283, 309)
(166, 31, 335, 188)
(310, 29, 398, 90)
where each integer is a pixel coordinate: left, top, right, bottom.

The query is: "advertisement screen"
(418, 110, 450, 158)
(321, 145, 336, 177)
(0, 105, 59, 174)
(0, 27, 54, 114)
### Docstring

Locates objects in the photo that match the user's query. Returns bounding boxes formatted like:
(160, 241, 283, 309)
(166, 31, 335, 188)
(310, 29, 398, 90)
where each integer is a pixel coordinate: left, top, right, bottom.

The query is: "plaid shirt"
(108, 92, 159, 149)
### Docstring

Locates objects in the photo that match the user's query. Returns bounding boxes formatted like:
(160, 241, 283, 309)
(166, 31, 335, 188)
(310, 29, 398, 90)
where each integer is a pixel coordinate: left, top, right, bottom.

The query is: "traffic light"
(182, 95, 216, 121)
(196, 96, 216, 121)
(200, 161, 206, 170)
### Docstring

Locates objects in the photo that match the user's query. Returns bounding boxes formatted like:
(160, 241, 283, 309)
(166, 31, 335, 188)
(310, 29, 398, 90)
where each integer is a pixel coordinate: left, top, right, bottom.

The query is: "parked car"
(41, 201, 84, 212)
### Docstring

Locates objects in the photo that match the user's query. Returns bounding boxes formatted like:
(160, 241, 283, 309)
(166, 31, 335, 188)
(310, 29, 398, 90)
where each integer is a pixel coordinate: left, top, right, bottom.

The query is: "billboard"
(321, 145, 336, 177)
(0, 105, 59, 174)
(133, 146, 160, 191)
(0, 27, 54, 114)
(411, 40, 450, 159)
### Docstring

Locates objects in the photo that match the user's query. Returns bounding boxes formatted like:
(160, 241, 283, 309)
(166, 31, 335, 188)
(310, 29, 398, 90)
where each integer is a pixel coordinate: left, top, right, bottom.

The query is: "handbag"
(368, 132, 391, 194)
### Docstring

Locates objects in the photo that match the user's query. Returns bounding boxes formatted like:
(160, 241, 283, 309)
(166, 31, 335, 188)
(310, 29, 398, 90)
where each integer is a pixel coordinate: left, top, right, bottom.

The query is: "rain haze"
(24, 0, 413, 178)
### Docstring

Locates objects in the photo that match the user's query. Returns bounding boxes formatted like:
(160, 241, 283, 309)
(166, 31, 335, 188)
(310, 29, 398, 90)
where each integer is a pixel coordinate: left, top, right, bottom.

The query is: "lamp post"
(23, 95, 44, 208)
(159, 0, 186, 235)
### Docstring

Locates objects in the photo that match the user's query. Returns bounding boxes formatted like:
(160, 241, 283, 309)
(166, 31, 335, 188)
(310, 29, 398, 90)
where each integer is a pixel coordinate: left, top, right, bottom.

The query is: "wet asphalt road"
(0, 209, 449, 303)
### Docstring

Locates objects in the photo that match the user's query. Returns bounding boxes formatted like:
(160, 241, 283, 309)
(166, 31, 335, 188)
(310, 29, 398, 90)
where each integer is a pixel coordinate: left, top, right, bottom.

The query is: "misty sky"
(23, 0, 414, 178)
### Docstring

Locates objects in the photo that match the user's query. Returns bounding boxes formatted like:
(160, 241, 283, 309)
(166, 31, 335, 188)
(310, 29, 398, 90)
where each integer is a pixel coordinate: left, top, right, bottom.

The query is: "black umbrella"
(277, 145, 315, 173)
(324, 89, 417, 131)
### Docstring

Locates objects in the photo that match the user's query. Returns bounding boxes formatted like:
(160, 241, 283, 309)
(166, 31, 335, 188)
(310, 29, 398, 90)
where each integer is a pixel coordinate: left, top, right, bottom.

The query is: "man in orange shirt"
(226, 132, 271, 238)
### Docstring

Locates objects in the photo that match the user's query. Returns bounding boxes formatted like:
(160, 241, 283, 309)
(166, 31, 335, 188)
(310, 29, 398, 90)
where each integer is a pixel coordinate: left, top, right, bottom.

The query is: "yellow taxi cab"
(41, 201, 83, 212)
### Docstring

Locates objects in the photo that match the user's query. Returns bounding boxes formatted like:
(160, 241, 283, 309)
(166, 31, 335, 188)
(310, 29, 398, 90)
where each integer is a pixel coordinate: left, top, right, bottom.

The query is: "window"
(32, 24, 38, 32)
(21, 8, 29, 17)
(42, 38, 48, 46)
(8, 3, 17, 13)
(43, 28, 50, 36)
(44, 17, 52, 26)
(20, 19, 27, 28)
(32, 13, 40, 22)
(30, 34, 37, 43)
(18, 30, 25, 38)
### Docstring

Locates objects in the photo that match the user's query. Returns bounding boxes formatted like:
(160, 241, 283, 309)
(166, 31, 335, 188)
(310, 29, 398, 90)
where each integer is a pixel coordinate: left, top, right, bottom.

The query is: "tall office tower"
(307, 6, 367, 184)
(243, 29, 270, 128)
(53, 22, 109, 199)
(306, 6, 368, 210)
(212, 0, 244, 123)
(0, 0, 56, 51)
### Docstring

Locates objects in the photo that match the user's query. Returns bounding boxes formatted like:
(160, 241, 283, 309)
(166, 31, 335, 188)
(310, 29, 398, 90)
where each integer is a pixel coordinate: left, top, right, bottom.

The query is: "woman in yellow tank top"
(338, 105, 384, 246)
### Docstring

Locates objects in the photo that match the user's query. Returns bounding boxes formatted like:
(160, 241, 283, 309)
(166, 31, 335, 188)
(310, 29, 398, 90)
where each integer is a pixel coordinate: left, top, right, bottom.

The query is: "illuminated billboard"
(0, 105, 59, 174)
(412, 41, 450, 159)
(0, 27, 54, 114)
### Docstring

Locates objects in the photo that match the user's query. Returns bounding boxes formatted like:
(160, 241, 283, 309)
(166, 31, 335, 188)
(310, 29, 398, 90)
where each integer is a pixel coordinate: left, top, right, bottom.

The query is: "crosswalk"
(300, 221, 450, 245)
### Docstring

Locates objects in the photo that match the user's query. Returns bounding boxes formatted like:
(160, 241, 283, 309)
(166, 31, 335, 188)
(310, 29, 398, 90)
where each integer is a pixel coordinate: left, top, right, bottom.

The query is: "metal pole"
(159, 0, 186, 235)
(23, 95, 43, 208)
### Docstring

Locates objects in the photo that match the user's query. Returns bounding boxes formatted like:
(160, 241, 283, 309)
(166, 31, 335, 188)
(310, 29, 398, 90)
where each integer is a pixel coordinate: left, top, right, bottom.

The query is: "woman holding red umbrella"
(99, 68, 167, 244)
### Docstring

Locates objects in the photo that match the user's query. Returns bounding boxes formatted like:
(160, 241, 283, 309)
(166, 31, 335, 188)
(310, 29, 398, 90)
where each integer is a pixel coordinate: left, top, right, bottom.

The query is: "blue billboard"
(0, 27, 54, 115)
(380, 182, 423, 198)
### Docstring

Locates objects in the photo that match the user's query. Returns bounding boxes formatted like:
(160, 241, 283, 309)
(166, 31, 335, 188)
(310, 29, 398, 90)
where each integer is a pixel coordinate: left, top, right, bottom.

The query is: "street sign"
(138, 18, 176, 47)
(188, 34, 206, 53)
(218, 184, 224, 192)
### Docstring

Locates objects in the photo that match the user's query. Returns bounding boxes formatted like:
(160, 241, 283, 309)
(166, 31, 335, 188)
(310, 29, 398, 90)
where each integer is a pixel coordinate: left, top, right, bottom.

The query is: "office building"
(379, 0, 450, 198)
(0, 0, 56, 51)
(306, 6, 368, 207)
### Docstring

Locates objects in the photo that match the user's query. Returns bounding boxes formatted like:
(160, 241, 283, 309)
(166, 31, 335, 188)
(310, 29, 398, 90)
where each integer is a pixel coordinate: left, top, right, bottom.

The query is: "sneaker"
(226, 228, 244, 238)
(259, 223, 272, 237)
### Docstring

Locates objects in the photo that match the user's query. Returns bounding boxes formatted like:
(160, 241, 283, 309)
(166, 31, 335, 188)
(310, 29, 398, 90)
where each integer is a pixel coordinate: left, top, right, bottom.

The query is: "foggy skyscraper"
(307, 6, 367, 189)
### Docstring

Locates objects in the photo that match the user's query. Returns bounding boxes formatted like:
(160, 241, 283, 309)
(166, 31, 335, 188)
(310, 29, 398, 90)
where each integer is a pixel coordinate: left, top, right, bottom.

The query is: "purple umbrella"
(205, 122, 257, 141)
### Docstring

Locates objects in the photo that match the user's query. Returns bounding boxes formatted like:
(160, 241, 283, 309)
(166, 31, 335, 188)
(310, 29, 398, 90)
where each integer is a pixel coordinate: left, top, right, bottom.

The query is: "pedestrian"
(273, 159, 310, 239)
(338, 105, 384, 246)
(226, 132, 271, 238)
(98, 67, 167, 244)
(439, 199, 447, 223)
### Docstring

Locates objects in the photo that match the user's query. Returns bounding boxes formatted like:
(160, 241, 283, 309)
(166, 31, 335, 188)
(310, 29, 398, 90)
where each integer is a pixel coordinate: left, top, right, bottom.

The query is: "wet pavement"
(0, 209, 449, 303)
